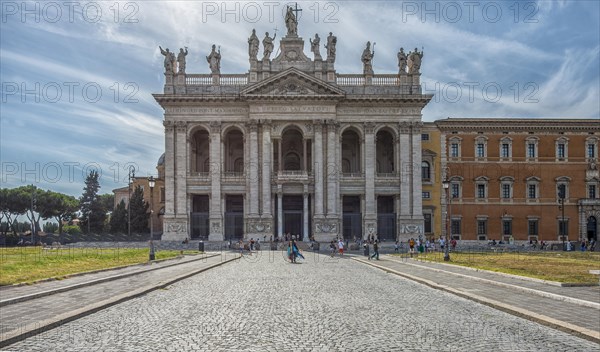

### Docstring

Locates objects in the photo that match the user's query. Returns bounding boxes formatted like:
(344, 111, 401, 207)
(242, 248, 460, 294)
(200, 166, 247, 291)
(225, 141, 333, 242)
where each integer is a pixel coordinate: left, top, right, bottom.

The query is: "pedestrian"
(364, 240, 370, 258)
(250, 238, 255, 250)
(338, 238, 344, 256)
(329, 241, 336, 257)
(238, 239, 244, 256)
(394, 241, 399, 253)
(581, 240, 586, 252)
(451, 238, 457, 250)
(409, 238, 415, 257)
(370, 240, 379, 260)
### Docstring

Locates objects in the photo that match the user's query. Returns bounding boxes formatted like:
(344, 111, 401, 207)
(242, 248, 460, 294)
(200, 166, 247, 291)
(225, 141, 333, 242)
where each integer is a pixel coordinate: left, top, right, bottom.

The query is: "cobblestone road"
(6, 251, 599, 351)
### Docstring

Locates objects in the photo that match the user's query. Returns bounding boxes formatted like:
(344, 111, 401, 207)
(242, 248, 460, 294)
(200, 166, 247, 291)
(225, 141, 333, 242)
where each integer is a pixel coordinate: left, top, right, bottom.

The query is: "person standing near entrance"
(338, 239, 345, 256)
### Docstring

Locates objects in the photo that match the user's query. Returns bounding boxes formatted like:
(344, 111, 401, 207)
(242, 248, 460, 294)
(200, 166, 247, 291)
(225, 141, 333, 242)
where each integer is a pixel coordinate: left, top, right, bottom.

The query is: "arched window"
(421, 161, 431, 180)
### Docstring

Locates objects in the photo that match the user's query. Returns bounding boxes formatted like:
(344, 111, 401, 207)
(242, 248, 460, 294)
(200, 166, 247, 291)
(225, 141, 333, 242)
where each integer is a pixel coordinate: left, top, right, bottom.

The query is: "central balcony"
(275, 170, 311, 183)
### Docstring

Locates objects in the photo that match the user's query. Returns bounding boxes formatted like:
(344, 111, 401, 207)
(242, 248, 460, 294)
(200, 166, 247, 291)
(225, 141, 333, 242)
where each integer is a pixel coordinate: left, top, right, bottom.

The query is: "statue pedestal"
(164, 73, 174, 94)
(273, 36, 310, 63)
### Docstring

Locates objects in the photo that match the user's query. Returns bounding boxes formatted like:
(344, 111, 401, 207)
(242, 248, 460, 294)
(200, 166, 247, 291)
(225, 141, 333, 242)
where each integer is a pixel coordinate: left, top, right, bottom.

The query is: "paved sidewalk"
(0, 251, 239, 347)
(353, 254, 600, 342)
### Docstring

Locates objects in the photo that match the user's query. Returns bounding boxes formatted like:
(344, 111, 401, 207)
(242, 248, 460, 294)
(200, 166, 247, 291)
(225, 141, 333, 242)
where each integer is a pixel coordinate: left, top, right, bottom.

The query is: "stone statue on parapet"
(285, 6, 298, 36)
(206, 44, 221, 74)
(325, 32, 337, 63)
(262, 32, 276, 60)
(248, 29, 259, 61)
(407, 47, 423, 74)
(361, 41, 374, 75)
(177, 47, 188, 74)
(159, 46, 177, 74)
(310, 33, 322, 60)
(397, 47, 407, 74)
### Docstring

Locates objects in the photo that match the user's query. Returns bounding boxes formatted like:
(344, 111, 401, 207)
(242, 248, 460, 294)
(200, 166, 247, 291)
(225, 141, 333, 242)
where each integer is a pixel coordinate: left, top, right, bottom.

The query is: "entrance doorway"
(343, 196, 362, 240)
(283, 195, 304, 240)
(225, 195, 244, 240)
(191, 195, 209, 240)
(377, 196, 396, 241)
(587, 216, 597, 241)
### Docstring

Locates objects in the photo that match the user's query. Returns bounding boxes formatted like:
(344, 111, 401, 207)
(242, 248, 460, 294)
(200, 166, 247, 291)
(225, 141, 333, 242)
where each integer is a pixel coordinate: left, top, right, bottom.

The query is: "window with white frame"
(558, 219, 569, 238)
(475, 176, 488, 200)
(586, 137, 598, 160)
(500, 177, 514, 199)
(476, 143, 485, 158)
(525, 136, 538, 160)
(451, 183, 460, 199)
(449, 137, 461, 158)
(451, 219, 461, 237)
(474, 136, 487, 159)
(422, 191, 431, 199)
(528, 219, 538, 236)
(502, 219, 512, 236)
(477, 219, 487, 237)
(500, 137, 512, 160)
(526, 177, 540, 200)
(589, 184, 597, 199)
(556, 137, 569, 160)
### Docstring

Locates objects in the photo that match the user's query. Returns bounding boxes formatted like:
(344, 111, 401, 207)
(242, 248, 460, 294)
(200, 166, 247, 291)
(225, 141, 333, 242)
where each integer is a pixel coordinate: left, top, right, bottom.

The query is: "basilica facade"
(154, 16, 431, 242)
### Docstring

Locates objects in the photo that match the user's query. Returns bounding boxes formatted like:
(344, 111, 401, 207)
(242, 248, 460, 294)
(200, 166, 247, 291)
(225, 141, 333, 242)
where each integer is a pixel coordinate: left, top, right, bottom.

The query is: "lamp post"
(558, 186, 566, 251)
(148, 176, 156, 261)
(442, 179, 451, 261)
(128, 166, 135, 238)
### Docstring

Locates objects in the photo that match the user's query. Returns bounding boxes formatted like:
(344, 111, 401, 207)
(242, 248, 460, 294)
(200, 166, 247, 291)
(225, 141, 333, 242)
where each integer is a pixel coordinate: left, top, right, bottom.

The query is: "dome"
(157, 153, 165, 166)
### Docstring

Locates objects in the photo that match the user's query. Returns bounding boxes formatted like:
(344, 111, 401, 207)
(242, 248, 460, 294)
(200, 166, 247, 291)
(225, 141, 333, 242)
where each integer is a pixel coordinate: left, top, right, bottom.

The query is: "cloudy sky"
(1, 0, 599, 197)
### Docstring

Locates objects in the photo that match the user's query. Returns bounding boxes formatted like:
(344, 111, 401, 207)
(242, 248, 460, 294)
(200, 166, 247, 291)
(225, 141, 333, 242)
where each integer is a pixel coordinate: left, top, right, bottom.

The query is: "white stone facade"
(154, 28, 432, 243)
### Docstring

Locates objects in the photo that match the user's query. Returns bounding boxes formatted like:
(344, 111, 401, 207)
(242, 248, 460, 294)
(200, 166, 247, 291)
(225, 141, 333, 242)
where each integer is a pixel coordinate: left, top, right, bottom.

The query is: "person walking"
(370, 240, 380, 260)
(394, 241, 399, 253)
(364, 240, 370, 258)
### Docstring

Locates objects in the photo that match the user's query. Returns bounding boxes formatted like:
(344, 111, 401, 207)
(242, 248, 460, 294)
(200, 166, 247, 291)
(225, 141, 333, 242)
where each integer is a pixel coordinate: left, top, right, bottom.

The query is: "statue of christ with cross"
(285, 4, 301, 36)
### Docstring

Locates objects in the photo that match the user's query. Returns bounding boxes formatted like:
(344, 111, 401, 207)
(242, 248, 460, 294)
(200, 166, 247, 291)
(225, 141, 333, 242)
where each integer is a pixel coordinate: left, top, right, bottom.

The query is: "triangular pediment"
(241, 68, 345, 98)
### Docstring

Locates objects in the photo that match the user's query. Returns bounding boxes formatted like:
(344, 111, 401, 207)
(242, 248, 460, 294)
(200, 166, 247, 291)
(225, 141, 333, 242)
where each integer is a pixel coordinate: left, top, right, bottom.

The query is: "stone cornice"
(435, 118, 600, 132)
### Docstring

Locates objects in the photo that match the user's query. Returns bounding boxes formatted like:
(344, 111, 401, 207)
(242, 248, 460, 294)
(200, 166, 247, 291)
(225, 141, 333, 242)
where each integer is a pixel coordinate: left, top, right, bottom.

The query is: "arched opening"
(280, 127, 307, 172)
(587, 216, 598, 242)
(191, 129, 210, 173)
(224, 129, 244, 173)
(341, 129, 361, 174)
(376, 129, 395, 174)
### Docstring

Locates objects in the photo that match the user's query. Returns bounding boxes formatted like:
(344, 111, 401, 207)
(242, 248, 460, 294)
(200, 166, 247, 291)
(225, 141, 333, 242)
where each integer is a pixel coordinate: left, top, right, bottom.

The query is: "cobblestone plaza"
(6, 253, 598, 352)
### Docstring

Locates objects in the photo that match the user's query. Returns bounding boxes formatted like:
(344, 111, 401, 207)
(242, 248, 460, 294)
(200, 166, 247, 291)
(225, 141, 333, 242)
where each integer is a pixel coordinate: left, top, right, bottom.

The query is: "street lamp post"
(148, 176, 156, 261)
(442, 179, 451, 261)
(128, 166, 135, 238)
(559, 192, 566, 251)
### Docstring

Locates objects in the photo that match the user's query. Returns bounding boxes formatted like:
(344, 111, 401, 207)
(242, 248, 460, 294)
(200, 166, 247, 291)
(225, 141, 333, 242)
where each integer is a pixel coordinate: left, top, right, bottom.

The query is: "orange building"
(436, 118, 600, 244)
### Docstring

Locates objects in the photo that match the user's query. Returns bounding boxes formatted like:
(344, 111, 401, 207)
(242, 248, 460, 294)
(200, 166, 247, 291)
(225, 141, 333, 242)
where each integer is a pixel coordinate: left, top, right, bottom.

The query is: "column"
(277, 190, 283, 238)
(249, 122, 259, 216)
(174, 122, 188, 216)
(278, 139, 282, 173)
(314, 121, 324, 216)
(364, 122, 376, 217)
(209, 121, 223, 240)
(411, 123, 423, 218)
(399, 124, 411, 218)
(261, 122, 272, 216)
(303, 138, 308, 172)
(326, 120, 338, 215)
(303, 187, 309, 241)
(163, 121, 175, 217)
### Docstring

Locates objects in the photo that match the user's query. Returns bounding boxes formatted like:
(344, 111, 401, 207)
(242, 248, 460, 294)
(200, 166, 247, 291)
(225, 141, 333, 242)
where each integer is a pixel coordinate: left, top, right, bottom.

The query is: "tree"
(12, 185, 45, 240)
(129, 185, 149, 233)
(37, 191, 79, 235)
(43, 221, 58, 234)
(0, 188, 28, 235)
(98, 194, 115, 214)
(79, 171, 105, 233)
(110, 199, 128, 234)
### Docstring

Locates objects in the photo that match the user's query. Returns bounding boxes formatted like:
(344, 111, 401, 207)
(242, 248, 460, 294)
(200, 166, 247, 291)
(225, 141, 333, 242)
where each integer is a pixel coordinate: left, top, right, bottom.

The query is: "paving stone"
(4, 252, 599, 351)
